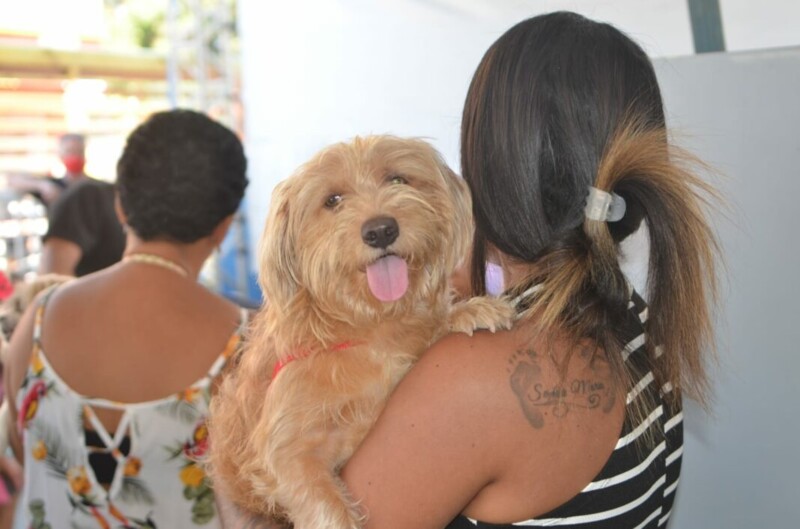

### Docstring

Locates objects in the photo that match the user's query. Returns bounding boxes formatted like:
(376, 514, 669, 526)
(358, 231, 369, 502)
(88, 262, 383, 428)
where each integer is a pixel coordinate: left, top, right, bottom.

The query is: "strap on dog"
(271, 341, 362, 380)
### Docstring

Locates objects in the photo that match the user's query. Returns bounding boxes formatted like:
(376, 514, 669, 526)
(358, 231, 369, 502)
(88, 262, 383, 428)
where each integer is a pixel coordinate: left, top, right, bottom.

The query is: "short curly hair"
(117, 109, 248, 242)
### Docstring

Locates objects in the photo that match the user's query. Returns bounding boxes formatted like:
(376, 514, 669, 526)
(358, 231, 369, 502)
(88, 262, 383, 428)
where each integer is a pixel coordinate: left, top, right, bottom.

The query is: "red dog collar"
(271, 341, 361, 380)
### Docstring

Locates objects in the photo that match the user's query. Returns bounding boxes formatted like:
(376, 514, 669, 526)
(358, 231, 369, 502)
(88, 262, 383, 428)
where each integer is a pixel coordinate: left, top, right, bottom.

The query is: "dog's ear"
(439, 162, 474, 273)
(258, 178, 299, 310)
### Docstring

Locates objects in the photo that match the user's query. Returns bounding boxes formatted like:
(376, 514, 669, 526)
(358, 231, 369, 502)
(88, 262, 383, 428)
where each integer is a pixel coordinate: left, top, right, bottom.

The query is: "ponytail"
(517, 118, 720, 409)
(603, 120, 720, 406)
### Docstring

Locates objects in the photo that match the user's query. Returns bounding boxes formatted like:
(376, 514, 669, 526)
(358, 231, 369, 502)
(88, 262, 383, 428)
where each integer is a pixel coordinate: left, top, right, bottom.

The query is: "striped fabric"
(447, 291, 682, 529)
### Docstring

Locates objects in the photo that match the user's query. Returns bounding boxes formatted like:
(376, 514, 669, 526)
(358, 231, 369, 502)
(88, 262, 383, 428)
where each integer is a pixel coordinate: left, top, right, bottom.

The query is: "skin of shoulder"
(43, 267, 242, 345)
(40, 270, 242, 379)
(341, 323, 625, 529)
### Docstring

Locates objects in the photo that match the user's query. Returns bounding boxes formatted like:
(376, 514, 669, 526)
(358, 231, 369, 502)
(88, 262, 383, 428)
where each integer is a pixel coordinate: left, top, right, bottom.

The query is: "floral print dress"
(16, 290, 246, 529)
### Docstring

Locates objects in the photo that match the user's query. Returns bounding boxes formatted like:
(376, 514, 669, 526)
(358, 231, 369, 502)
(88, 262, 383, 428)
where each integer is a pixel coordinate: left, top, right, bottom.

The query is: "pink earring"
(485, 262, 504, 296)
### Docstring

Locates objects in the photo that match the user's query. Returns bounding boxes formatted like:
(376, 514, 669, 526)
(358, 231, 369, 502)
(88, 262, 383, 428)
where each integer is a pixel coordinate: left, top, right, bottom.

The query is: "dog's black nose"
(361, 216, 399, 249)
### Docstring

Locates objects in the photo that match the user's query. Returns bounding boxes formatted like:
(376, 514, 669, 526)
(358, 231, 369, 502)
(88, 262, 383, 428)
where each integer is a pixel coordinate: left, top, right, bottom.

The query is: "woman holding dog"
(214, 11, 719, 529)
(338, 11, 720, 529)
(2, 110, 248, 528)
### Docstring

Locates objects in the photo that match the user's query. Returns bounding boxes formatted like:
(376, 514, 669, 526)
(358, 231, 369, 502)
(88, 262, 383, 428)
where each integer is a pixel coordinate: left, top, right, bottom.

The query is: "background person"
(38, 176, 125, 277)
(4, 134, 89, 208)
(2, 109, 248, 528)
(1, 131, 124, 277)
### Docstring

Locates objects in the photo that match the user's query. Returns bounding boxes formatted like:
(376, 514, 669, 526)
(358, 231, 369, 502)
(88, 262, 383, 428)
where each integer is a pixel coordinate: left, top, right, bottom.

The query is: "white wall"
(720, 0, 800, 52)
(655, 47, 800, 528)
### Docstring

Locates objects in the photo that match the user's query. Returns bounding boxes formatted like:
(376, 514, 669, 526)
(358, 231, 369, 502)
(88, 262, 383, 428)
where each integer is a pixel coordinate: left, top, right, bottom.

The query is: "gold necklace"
(122, 253, 189, 277)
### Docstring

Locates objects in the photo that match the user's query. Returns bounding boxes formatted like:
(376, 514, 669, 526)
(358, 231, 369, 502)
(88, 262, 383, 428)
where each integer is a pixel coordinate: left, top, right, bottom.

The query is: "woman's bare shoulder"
(340, 329, 520, 528)
(344, 326, 626, 526)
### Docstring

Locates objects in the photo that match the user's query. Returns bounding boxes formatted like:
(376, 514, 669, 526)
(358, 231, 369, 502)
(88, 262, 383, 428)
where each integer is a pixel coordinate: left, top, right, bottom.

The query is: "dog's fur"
(208, 136, 512, 529)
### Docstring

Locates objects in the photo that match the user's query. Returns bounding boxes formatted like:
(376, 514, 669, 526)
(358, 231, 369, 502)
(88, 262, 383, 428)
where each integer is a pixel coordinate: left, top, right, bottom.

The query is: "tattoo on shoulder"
(507, 347, 616, 429)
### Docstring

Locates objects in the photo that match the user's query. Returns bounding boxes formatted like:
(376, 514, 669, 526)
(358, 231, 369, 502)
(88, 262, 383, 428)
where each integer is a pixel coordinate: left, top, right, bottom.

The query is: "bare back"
(11, 265, 243, 431)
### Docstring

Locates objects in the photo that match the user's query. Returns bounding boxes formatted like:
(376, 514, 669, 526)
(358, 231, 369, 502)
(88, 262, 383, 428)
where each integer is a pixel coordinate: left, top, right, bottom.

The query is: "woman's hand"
(0, 456, 22, 501)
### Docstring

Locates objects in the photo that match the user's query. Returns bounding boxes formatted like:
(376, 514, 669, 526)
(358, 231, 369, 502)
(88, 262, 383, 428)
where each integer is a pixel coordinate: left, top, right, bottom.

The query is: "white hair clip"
(584, 186, 626, 222)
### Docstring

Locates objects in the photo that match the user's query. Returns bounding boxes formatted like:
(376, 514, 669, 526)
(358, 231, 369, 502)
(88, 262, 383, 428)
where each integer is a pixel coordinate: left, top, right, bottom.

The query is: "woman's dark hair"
(117, 109, 248, 242)
(462, 12, 719, 411)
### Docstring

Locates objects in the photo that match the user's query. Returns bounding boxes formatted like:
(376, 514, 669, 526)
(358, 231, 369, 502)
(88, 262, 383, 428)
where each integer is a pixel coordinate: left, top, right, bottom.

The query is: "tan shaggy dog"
(208, 135, 512, 529)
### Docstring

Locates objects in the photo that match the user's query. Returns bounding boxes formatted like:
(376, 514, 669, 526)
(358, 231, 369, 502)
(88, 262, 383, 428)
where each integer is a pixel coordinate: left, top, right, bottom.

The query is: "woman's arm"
(340, 332, 503, 529)
(3, 298, 39, 463)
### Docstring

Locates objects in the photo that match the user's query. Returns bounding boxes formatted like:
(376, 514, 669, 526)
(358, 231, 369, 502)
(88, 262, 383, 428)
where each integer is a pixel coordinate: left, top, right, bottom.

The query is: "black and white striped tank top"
(447, 290, 683, 529)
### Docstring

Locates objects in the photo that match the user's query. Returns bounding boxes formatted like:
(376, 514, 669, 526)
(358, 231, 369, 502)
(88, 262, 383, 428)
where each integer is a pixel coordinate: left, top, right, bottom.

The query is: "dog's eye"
(324, 194, 342, 209)
(388, 174, 408, 185)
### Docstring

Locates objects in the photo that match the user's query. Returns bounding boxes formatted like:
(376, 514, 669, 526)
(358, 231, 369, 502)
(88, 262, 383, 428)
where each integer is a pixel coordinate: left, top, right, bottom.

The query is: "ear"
(258, 178, 299, 310)
(114, 193, 128, 227)
(439, 162, 474, 273)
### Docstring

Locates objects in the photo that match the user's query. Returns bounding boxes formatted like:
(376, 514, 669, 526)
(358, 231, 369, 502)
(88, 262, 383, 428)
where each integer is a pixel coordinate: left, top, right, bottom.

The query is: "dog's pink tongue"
(366, 255, 409, 302)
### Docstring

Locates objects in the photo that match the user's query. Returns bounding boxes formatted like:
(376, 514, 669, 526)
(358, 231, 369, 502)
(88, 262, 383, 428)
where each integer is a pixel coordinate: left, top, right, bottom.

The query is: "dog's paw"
(448, 296, 515, 335)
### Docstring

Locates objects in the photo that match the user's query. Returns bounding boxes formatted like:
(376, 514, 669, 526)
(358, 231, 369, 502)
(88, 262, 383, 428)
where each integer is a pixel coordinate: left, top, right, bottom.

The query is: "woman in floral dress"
(3, 109, 249, 528)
